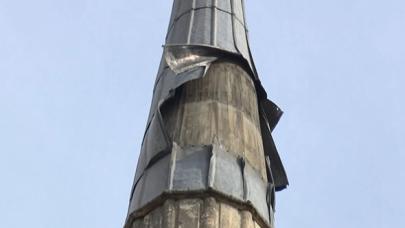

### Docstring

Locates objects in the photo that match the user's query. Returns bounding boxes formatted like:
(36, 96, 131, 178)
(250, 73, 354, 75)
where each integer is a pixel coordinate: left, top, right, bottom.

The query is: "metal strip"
(230, 0, 241, 54)
(187, 0, 196, 44)
(168, 143, 178, 190)
(208, 149, 216, 188)
(211, 0, 218, 46)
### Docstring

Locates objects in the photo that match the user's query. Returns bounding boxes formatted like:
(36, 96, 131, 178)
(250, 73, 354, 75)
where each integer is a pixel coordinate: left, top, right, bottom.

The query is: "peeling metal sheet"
(129, 153, 171, 213)
(261, 99, 283, 132)
(260, 112, 289, 191)
(164, 45, 217, 74)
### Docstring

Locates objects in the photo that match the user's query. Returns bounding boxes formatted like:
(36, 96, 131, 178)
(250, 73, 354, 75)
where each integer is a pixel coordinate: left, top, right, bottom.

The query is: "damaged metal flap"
(260, 111, 289, 191)
(132, 111, 171, 187)
(261, 99, 284, 132)
(164, 45, 217, 74)
(129, 153, 171, 213)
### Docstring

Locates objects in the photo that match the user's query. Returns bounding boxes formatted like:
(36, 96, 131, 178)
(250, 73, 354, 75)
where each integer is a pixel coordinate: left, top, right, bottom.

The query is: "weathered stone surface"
(178, 199, 202, 227)
(241, 211, 255, 228)
(132, 197, 268, 228)
(162, 200, 176, 228)
(201, 197, 219, 228)
(219, 203, 241, 228)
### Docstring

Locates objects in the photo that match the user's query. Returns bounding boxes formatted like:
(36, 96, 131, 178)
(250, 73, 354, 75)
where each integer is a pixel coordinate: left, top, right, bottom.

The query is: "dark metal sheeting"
(166, 0, 251, 69)
(129, 144, 272, 224)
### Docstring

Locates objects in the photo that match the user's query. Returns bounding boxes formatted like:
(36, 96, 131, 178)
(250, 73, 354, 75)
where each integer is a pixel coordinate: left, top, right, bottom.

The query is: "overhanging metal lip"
(163, 44, 257, 78)
(261, 99, 284, 132)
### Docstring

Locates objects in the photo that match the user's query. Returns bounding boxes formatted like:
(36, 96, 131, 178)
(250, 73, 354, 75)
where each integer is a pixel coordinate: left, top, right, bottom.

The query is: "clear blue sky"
(0, 0, 404, 227)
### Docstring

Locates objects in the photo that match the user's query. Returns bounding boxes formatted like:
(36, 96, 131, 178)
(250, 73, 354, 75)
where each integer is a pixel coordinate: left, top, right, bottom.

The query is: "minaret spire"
(125, 1, 288, 227)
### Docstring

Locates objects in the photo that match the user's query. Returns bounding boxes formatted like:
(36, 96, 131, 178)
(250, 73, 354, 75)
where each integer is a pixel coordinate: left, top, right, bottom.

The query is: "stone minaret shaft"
(125, 1, 288, 227)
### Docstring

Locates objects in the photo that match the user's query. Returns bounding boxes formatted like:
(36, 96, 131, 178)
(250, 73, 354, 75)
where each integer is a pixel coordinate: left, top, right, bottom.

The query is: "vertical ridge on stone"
(163, 200, 176, 228)
(125, 0, 288, 227)
(201, 197, 219, 228)
(241, 210, 255, 228)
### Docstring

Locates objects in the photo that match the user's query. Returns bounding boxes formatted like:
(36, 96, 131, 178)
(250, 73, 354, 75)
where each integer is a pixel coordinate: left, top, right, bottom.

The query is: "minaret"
(124, 1, 288, 227)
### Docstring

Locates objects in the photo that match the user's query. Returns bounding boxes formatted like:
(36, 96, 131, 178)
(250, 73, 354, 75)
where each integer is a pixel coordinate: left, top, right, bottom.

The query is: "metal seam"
(168, 144, 177, 190)
(230, 0, 241, 54)
(238, 157, 247, 200)
(165, 6, 247, 41)
(173, 6, 246, 28)
(240, 0, 247, 28)
(187, 0, 196, 44)
(211, 0, 218, 46)
(152, 67, 168, 94)
(208, 147, 216, 188)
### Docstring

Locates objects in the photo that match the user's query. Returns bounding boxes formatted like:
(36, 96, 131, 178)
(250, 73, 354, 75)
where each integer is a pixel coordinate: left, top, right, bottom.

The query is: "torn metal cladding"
(129, 144, 272, 225)
(164, 45, 218, 74)
(126, 0, 288, 226)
